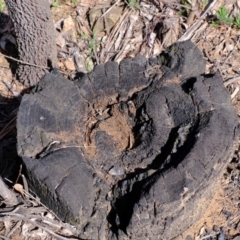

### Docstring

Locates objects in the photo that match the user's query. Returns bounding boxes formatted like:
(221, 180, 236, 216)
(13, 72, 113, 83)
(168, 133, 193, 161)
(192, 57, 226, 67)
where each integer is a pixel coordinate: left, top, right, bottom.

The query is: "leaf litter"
(1, 0, 240, 239)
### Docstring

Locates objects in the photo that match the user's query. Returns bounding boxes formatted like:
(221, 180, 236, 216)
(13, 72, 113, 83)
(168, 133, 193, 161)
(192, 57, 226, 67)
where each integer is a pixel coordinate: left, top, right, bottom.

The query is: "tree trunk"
(5, 0, 57, 86)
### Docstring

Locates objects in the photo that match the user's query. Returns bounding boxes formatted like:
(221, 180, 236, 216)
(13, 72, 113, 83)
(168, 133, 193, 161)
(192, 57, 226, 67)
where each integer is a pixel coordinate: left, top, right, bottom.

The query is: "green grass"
(216, 6, 233, 25)
(71, 0, 78, 3)
(211, 6, 240, 29)
(79, 31, 101, 72)
(178, 0, 190, 17)
(0, 0, 5, 12)
(52, 1, 59, 7)
(234, 15, 240, 28)
(85, 58, 94, 72)
(88, 32, 98, 57)
(127, 0, 140, 10)
(201, 0, 208, 10)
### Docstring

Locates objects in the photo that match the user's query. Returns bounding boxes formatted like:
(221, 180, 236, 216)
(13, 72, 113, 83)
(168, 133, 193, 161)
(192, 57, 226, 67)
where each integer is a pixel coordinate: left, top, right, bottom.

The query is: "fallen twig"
(0, 213, 76, 240)
(0, 52, 50, 70)
(0, 177, 18, 206)
(224, 76, 240, 87)
(0, 115, 17, 140)
(231, 86, 239, 99)
(178, 0, 218, 42)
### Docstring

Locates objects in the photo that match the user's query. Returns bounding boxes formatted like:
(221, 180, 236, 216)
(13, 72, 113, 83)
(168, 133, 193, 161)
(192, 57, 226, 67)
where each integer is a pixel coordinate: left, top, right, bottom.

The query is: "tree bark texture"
(5, 0, 58, 86)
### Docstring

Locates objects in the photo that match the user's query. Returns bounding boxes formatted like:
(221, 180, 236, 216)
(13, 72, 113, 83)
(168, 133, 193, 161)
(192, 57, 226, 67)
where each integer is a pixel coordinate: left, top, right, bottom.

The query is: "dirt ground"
(0, 0, 240, 239)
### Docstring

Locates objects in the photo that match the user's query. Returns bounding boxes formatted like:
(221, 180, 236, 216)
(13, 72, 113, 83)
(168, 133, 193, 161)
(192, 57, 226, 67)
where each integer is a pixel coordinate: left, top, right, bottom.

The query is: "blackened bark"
(17, 41, 238, 239)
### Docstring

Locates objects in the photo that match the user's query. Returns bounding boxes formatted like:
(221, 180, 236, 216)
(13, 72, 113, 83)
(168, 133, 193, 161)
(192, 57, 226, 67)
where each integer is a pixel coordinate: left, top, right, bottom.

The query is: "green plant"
(201, 0, 208, 10)
(127, 0, 140, 10)
(71, 0, 78, 3)
(210, 20, 219, 28)
(52, 1, 59, 7)
(79, 31, 89, 40)
(85, 57, 94, 72)
(88, 32, 98, 57)
(216, 6, 233, 25)
(0, 0, 5, 12)
(83, 31, 101, 72)
(234, 15, 240, 28)
(178, 0, 190, 17)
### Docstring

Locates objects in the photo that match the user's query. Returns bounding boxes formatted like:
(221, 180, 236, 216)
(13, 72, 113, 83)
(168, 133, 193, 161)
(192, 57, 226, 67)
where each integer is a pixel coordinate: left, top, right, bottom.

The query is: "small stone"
(62, 16, 77, 41)
(63, 58, 76, 71)
(217, 231, 225, 240)
(199, 226, 206, 235)
(213, 225, 219, 232)
(109, 166, 125, 176)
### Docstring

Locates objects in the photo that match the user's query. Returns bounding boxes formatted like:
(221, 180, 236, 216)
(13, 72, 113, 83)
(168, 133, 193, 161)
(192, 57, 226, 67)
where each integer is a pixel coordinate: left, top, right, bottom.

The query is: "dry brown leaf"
(63, 16, 77, 41)
(13, 183, 24, 197)
(56, 32, 66, 48)
(88, 8, 103, 32)
(161, 17, 180, 48)
(104, 5, 123, 33)
(224, 38, 235, 52)
(63, 58, 76, 71)
(153, 40, 162, 56)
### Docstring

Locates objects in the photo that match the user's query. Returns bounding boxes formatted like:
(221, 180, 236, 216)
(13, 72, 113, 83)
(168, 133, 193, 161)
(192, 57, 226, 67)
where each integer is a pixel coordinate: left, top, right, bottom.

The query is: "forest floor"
(0, 0, 240, 239)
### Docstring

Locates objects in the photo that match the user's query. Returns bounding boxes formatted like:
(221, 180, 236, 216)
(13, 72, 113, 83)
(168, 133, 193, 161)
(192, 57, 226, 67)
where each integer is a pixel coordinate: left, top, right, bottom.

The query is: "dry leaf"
(104, 5, 123, 32)
(161, 17, 179, 48)
(3, 219, 12, 236)
(88, 8, 103, 32)
(63, 58, 76, 71)
(56, 32, 66, 48)
(13, 183, 24, 197)
(63, 16, 77, 41)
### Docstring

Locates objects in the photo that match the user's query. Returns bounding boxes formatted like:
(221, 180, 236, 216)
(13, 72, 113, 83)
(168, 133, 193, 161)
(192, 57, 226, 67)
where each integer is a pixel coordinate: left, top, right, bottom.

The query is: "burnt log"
(17, 41, 239, 239)
(5, 0, 57, 86)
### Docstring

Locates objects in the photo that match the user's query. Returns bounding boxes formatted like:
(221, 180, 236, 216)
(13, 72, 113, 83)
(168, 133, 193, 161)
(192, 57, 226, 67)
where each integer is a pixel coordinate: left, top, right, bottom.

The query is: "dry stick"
(6, 220, 22, 238)
(101, 9, 130, 62)
(0, 213, 75, 240)
(186, 0, 198, 26)
(222, 36, 240, 65)
(99, 0, 121, 19)
(0, 52, 50, 70)
(0, 235, 11, 240)
(22, 190, 65, 224)
(224, 76, 240, 87)
(115, 11, 137, 62)
(178, 0, 218, 42)
(0, 52, 67, 75)
(161, 0, 192, 10)
(231, 86, 239, 99)
(0, 177, 18, 206)
(2, 205, 77, 235)
(21, 174, 29, 201)
(0, 115, 17, 140)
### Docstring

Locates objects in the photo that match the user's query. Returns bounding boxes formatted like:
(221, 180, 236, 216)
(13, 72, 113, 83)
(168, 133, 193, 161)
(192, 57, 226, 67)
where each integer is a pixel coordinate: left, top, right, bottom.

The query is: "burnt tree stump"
(17, 41, 239, 239)
(5, 0, 57, 86)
